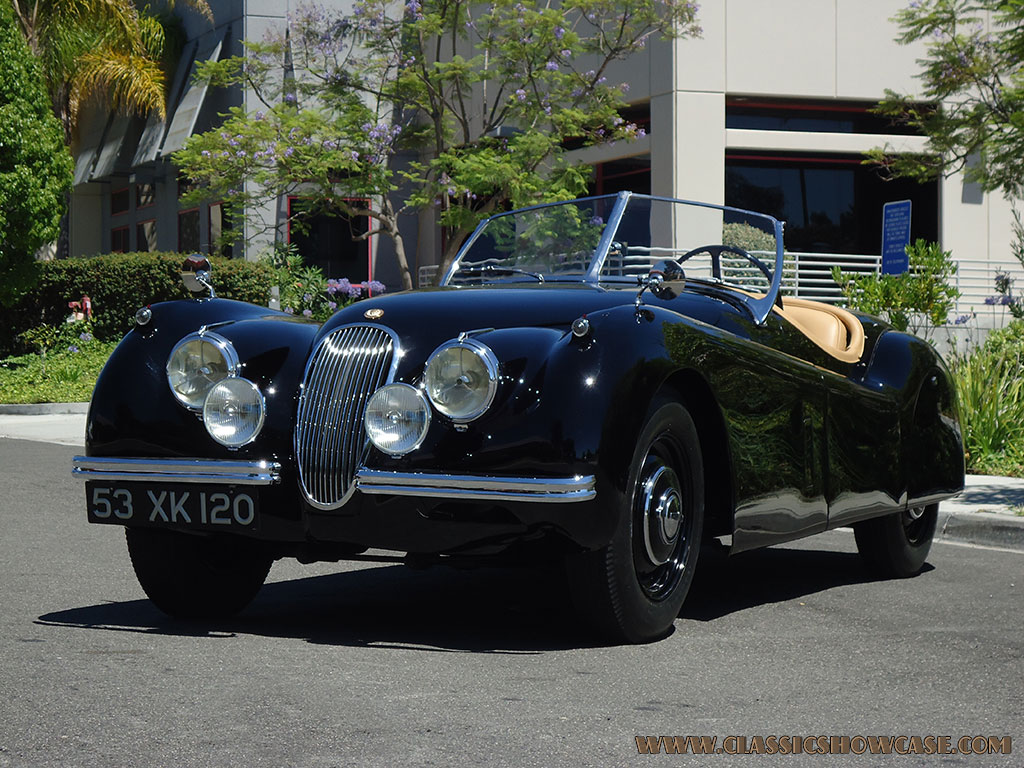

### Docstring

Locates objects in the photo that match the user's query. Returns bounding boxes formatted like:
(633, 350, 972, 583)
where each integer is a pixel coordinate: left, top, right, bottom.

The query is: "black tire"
(853, 504, 937, 578)
(566, 401, 704, 643)
(125, 528, 273, 619)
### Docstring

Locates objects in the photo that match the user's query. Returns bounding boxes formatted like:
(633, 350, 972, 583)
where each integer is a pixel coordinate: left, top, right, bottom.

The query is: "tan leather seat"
(773, 298, 865, 363)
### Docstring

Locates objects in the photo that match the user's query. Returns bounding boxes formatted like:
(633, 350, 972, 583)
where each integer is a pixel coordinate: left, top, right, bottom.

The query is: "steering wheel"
(678, 244, 773, 284)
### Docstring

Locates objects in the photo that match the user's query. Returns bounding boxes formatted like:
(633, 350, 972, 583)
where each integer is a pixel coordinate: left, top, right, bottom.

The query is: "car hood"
(320, 284, 636, 342)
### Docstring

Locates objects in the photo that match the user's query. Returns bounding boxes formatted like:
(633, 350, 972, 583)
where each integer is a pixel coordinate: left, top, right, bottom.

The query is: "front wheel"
(126, 528, 273, 619)
(566, 401, 704, 643)
(853, 504, 937, 578)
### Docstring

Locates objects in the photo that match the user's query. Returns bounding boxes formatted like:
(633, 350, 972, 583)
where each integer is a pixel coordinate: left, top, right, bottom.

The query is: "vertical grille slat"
(295, 325, 398, 509)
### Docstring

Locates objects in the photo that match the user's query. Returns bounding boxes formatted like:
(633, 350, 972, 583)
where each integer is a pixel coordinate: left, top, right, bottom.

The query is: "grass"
(0, 339, 116, 404)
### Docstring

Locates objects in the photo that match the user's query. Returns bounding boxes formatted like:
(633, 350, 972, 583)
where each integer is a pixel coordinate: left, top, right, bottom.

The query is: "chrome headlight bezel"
(166, 331, 240, 411)
(364, 382, 432, 457)
(422, 338, 499, 423)
(202, 377, 266, 448)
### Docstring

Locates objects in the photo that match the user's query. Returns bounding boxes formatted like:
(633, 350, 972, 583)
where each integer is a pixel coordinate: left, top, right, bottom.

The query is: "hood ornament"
(364, 308, 384, 320)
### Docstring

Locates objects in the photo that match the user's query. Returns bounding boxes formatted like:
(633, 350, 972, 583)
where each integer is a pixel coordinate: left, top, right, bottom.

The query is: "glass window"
(208, 202, 233, 258)
(136, 220, 157, 251)
(136, 183, 155, 208)
(110, 226, 130, 253)
(111, 187, 130, 216)
(592, 155, 651, 196)
(178, 209, 200, 252)
(726, 98, 929, 135)
(288, 199, 370, 282)
(725, 152, 938, 254)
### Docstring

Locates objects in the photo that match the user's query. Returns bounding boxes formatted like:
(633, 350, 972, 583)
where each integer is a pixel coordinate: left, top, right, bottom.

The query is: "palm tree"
(11, 0, 211, 143)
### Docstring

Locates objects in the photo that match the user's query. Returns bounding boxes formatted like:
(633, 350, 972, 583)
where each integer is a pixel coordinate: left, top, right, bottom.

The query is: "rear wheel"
(853, 504, 937, 578)
(567, 401, 704, 643)
(126, 528, 273, 619)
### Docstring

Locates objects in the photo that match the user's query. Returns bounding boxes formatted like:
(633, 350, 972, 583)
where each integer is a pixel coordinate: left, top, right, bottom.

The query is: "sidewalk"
(2, 403, 1022, 551)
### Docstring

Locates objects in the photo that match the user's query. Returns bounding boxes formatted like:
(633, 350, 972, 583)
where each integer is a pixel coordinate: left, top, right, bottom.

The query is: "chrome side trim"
(355, 469, 597, 503)
(71, 456, 281, 485)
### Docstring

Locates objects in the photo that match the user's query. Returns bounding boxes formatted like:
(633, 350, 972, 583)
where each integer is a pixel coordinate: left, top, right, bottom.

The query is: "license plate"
(85, 483, 259, 531)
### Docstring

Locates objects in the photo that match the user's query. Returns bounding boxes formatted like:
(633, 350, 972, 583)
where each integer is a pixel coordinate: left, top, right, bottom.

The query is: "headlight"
(203, 377, 265, 447)
(167, 332, 238, 410)
(422, 338, 498, 422)
(364, 383, 431, 456)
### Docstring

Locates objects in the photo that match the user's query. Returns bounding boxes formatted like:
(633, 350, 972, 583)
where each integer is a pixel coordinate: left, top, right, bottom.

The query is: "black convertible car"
(72, 193, 964, 642)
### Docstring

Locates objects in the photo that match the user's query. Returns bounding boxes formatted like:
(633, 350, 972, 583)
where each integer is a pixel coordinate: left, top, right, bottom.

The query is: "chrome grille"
(295, 324, 398, 509)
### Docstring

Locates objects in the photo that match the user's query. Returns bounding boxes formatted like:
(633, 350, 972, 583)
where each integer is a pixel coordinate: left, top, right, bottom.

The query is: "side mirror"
(181, 253, 215, 298)
(648, 260, 686, 300)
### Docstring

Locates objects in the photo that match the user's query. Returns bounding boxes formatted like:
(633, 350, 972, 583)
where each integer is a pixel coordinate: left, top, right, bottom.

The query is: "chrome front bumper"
(71, 457, 595, 502)
(71, 456, 282, 486)
(355, 469, 597, 503)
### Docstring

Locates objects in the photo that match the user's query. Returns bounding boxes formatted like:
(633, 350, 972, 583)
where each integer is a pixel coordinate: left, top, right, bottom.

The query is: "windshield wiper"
(456, 264, 545, 283)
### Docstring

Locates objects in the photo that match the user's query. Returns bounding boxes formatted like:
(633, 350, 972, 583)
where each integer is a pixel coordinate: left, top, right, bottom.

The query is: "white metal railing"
(951, 261, 1024, 324)
(418, 264, 439, 287)
(418, 250, 884, 303)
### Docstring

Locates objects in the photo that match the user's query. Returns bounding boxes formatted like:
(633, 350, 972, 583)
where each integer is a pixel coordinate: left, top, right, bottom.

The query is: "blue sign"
(881, 200, 912, 275)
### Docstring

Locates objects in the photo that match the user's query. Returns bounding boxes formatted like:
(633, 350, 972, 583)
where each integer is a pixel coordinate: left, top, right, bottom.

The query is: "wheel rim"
(902, 505, 929, 545)
(632, 435, 692, 601)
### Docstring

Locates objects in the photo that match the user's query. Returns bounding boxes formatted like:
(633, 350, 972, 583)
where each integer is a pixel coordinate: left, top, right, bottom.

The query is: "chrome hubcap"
(633, 441, 691, 601)
(641, 464, 683, 566)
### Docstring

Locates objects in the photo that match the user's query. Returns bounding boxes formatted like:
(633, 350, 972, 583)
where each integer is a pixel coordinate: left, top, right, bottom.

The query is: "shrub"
(951, 318, 1024, 476)
(722, 222, 776, 253)
(0, 253, 275, 354)
(831, 239, 960, 339)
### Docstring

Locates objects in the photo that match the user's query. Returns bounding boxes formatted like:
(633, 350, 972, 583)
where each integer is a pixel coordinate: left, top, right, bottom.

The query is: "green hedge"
(1, 252, 274, 354)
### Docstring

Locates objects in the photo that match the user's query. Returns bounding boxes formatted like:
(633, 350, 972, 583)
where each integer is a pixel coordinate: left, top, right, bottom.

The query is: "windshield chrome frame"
(442, 192, 785, 325)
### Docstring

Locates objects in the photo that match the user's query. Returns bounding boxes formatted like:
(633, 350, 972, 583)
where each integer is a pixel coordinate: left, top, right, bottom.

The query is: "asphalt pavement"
(1, 437, 1021, 768)
(2, 403, 1023, 551)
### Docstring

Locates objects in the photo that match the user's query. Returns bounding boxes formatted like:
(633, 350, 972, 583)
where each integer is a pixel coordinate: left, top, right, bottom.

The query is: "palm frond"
(74, 48, 166, 120)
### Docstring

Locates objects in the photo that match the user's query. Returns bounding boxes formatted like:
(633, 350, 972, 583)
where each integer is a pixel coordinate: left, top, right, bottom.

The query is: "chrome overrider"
(355, 469, 597, 503)
(71, 456, 281, 486)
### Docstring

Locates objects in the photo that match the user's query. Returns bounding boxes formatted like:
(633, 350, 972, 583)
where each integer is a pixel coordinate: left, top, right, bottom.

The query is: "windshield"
(445, 193, 784, 298)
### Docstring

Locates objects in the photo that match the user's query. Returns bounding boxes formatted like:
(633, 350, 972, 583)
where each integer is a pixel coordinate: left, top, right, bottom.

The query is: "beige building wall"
(571, 0, 1020, 326)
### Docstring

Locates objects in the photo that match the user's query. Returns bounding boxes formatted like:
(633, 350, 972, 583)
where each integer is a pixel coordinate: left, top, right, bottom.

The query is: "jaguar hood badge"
(364, 308, 384, 320)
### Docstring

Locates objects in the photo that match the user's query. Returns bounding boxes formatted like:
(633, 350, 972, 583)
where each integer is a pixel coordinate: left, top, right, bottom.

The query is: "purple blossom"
(79, 332, 93, 342)
(67, 345, 79, 354)
(284, 147, 295, 157)
(554, 26, 565, 40)
(201, 150, 211, 157)
(590, 215, 604, 226)
(560, 49, 571, 58)
(545, 61, 559, 71)
(362, 280, 387, 295)
(984, 296, 999, 305)
(303, 308, 313, 317)
(303, 293, 312, 302)
(284, 307, 295, 314)
(328, 301, 337, 310)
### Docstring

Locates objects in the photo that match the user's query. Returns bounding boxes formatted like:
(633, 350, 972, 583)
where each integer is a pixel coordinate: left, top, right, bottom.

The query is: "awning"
(72, 108, 108, 186)
(160, 27, 228, 156)
(90, 113, 132, 179)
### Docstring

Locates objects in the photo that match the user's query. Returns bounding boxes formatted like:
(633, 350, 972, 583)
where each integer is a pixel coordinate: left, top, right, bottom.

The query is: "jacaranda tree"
(176, 0, 701, 289)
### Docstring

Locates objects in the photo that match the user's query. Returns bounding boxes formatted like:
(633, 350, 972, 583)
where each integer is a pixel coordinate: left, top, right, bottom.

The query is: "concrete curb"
(0, 402, 89, 415)
(937, 508, 1024, 551)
